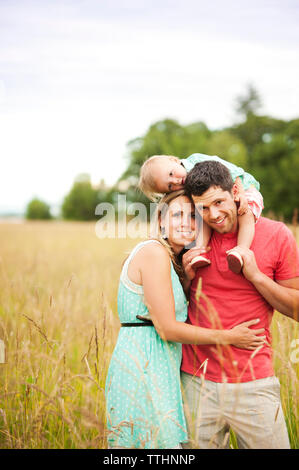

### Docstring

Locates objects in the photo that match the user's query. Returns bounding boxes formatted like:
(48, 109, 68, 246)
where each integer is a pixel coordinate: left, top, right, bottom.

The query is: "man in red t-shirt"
(181, 160, 299, 449)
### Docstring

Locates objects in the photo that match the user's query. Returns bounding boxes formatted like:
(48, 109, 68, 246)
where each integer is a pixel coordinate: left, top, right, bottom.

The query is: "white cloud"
(0, 0, 298, 212)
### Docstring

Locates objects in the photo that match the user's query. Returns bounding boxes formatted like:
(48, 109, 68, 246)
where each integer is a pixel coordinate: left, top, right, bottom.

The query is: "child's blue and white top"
(182, 153, 260, 191)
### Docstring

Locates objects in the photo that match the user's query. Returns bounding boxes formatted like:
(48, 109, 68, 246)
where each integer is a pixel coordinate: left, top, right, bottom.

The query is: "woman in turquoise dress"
(105, 190, 265, 449)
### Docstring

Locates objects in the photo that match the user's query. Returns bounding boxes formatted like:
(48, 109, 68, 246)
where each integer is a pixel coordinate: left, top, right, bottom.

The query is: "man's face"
(192, 186, 238, 234)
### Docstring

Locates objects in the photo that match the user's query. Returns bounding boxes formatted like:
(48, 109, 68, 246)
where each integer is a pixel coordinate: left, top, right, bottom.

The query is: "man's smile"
(213, 216, 226, 225)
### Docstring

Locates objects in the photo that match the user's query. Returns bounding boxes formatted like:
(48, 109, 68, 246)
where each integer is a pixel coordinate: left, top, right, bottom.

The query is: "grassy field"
(0, 220, 298, 449)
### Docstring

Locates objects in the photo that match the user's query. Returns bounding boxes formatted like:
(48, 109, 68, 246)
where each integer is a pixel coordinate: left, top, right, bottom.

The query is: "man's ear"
(228, 189, 235, 199)
(231, 184, 238, 198)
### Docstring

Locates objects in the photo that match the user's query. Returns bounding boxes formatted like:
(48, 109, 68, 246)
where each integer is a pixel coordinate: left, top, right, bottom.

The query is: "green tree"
(231, 114, 287, 168)
(121, 118, 211, 180)
(26, 198, 52, 220)
(62, 174, 98, 221)
(234, 83, 262, 119)
(207, 130, 248, 168)
(251, 134, 299, 220)
(116, 86, 299, 221)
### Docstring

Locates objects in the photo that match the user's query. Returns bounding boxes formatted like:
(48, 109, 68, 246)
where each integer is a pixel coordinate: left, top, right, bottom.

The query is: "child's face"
(152, 157, 187, 193)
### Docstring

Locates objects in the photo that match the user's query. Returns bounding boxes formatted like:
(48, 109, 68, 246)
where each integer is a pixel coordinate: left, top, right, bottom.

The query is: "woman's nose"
(181, 214, 191, 227)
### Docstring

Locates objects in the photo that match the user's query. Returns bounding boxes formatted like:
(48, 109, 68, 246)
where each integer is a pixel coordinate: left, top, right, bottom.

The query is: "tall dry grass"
(0, 220, 298, 448)
(0, 221, 137, 448)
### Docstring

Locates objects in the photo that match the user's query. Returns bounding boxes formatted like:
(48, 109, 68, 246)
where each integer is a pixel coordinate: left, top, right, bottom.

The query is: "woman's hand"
(228, 319, 266, 350)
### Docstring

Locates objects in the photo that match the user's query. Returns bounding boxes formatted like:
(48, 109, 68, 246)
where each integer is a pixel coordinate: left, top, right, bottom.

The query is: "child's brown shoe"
(190, 255, 211, 269)
(227, 251, 243, 274)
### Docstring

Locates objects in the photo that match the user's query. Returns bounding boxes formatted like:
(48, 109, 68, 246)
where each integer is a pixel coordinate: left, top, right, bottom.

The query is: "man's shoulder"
(255, 217, 294, 243)
(256, 216, 289, 232)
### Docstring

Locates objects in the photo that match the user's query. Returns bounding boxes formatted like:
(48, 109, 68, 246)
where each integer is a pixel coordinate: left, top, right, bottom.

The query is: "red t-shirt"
(181, 217, 299, 383)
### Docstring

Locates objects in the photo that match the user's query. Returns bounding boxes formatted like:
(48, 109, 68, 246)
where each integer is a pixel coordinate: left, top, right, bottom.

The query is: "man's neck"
(228, 219, 238, 234)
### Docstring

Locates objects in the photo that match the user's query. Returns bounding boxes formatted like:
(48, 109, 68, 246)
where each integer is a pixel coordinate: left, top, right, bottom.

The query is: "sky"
(0, 0, 299, 214)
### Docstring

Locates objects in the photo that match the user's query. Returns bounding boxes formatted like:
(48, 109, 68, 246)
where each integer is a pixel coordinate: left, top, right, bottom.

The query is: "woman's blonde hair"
(138, 155, 180, 202)
(150, 189, 194, 283)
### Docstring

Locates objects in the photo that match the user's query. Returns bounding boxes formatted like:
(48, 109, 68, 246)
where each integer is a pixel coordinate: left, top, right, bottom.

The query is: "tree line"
(26, 86, 299, 222)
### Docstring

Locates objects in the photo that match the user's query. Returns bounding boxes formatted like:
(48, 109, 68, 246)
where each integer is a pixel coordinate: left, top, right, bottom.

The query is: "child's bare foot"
(190, 255, 211, 269)
(226, 250, 243, 274)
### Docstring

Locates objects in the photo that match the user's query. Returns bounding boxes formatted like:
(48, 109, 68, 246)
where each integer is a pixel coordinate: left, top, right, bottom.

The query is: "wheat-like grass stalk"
(0, 220, 298, 448)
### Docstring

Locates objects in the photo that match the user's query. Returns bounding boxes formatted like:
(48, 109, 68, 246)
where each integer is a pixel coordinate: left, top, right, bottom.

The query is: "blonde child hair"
(138, 155, 180, 201)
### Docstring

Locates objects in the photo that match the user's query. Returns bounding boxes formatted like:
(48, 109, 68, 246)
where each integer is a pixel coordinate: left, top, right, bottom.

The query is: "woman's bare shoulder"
(140, 240, 169, 256)
(133, 241, 170, 266)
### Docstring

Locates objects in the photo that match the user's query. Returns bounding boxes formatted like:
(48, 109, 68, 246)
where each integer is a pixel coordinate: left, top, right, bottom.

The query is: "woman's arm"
(139, 243, 265, 348)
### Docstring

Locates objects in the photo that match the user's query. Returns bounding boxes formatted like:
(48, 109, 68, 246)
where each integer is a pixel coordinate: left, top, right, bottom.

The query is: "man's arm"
(251, 272, 299, 321)
(232, 246, 299, 321)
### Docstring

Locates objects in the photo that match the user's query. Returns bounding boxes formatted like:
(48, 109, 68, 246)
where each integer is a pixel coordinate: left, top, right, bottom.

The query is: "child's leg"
(236, 211, 255, 248)
(227, 186, 263, 274)
(227, 210, 255, 273)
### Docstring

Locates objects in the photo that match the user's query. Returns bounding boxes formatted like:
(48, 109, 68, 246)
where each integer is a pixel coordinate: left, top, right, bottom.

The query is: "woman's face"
(161, 195, 196, 253)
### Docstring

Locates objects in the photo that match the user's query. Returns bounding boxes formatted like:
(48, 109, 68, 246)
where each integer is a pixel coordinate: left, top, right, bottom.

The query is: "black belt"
(121, 316, 154, 327)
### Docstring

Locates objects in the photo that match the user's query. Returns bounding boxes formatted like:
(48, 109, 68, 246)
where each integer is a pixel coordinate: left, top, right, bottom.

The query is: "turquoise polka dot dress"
(105, 240, 188, 449)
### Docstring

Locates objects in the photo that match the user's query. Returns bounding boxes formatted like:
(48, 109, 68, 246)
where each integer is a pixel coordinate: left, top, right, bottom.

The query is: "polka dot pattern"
(105, 241, 188, 449)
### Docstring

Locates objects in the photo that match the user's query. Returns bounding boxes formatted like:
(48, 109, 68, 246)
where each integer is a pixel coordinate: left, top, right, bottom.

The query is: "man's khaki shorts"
(181, 372, 290, 449)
